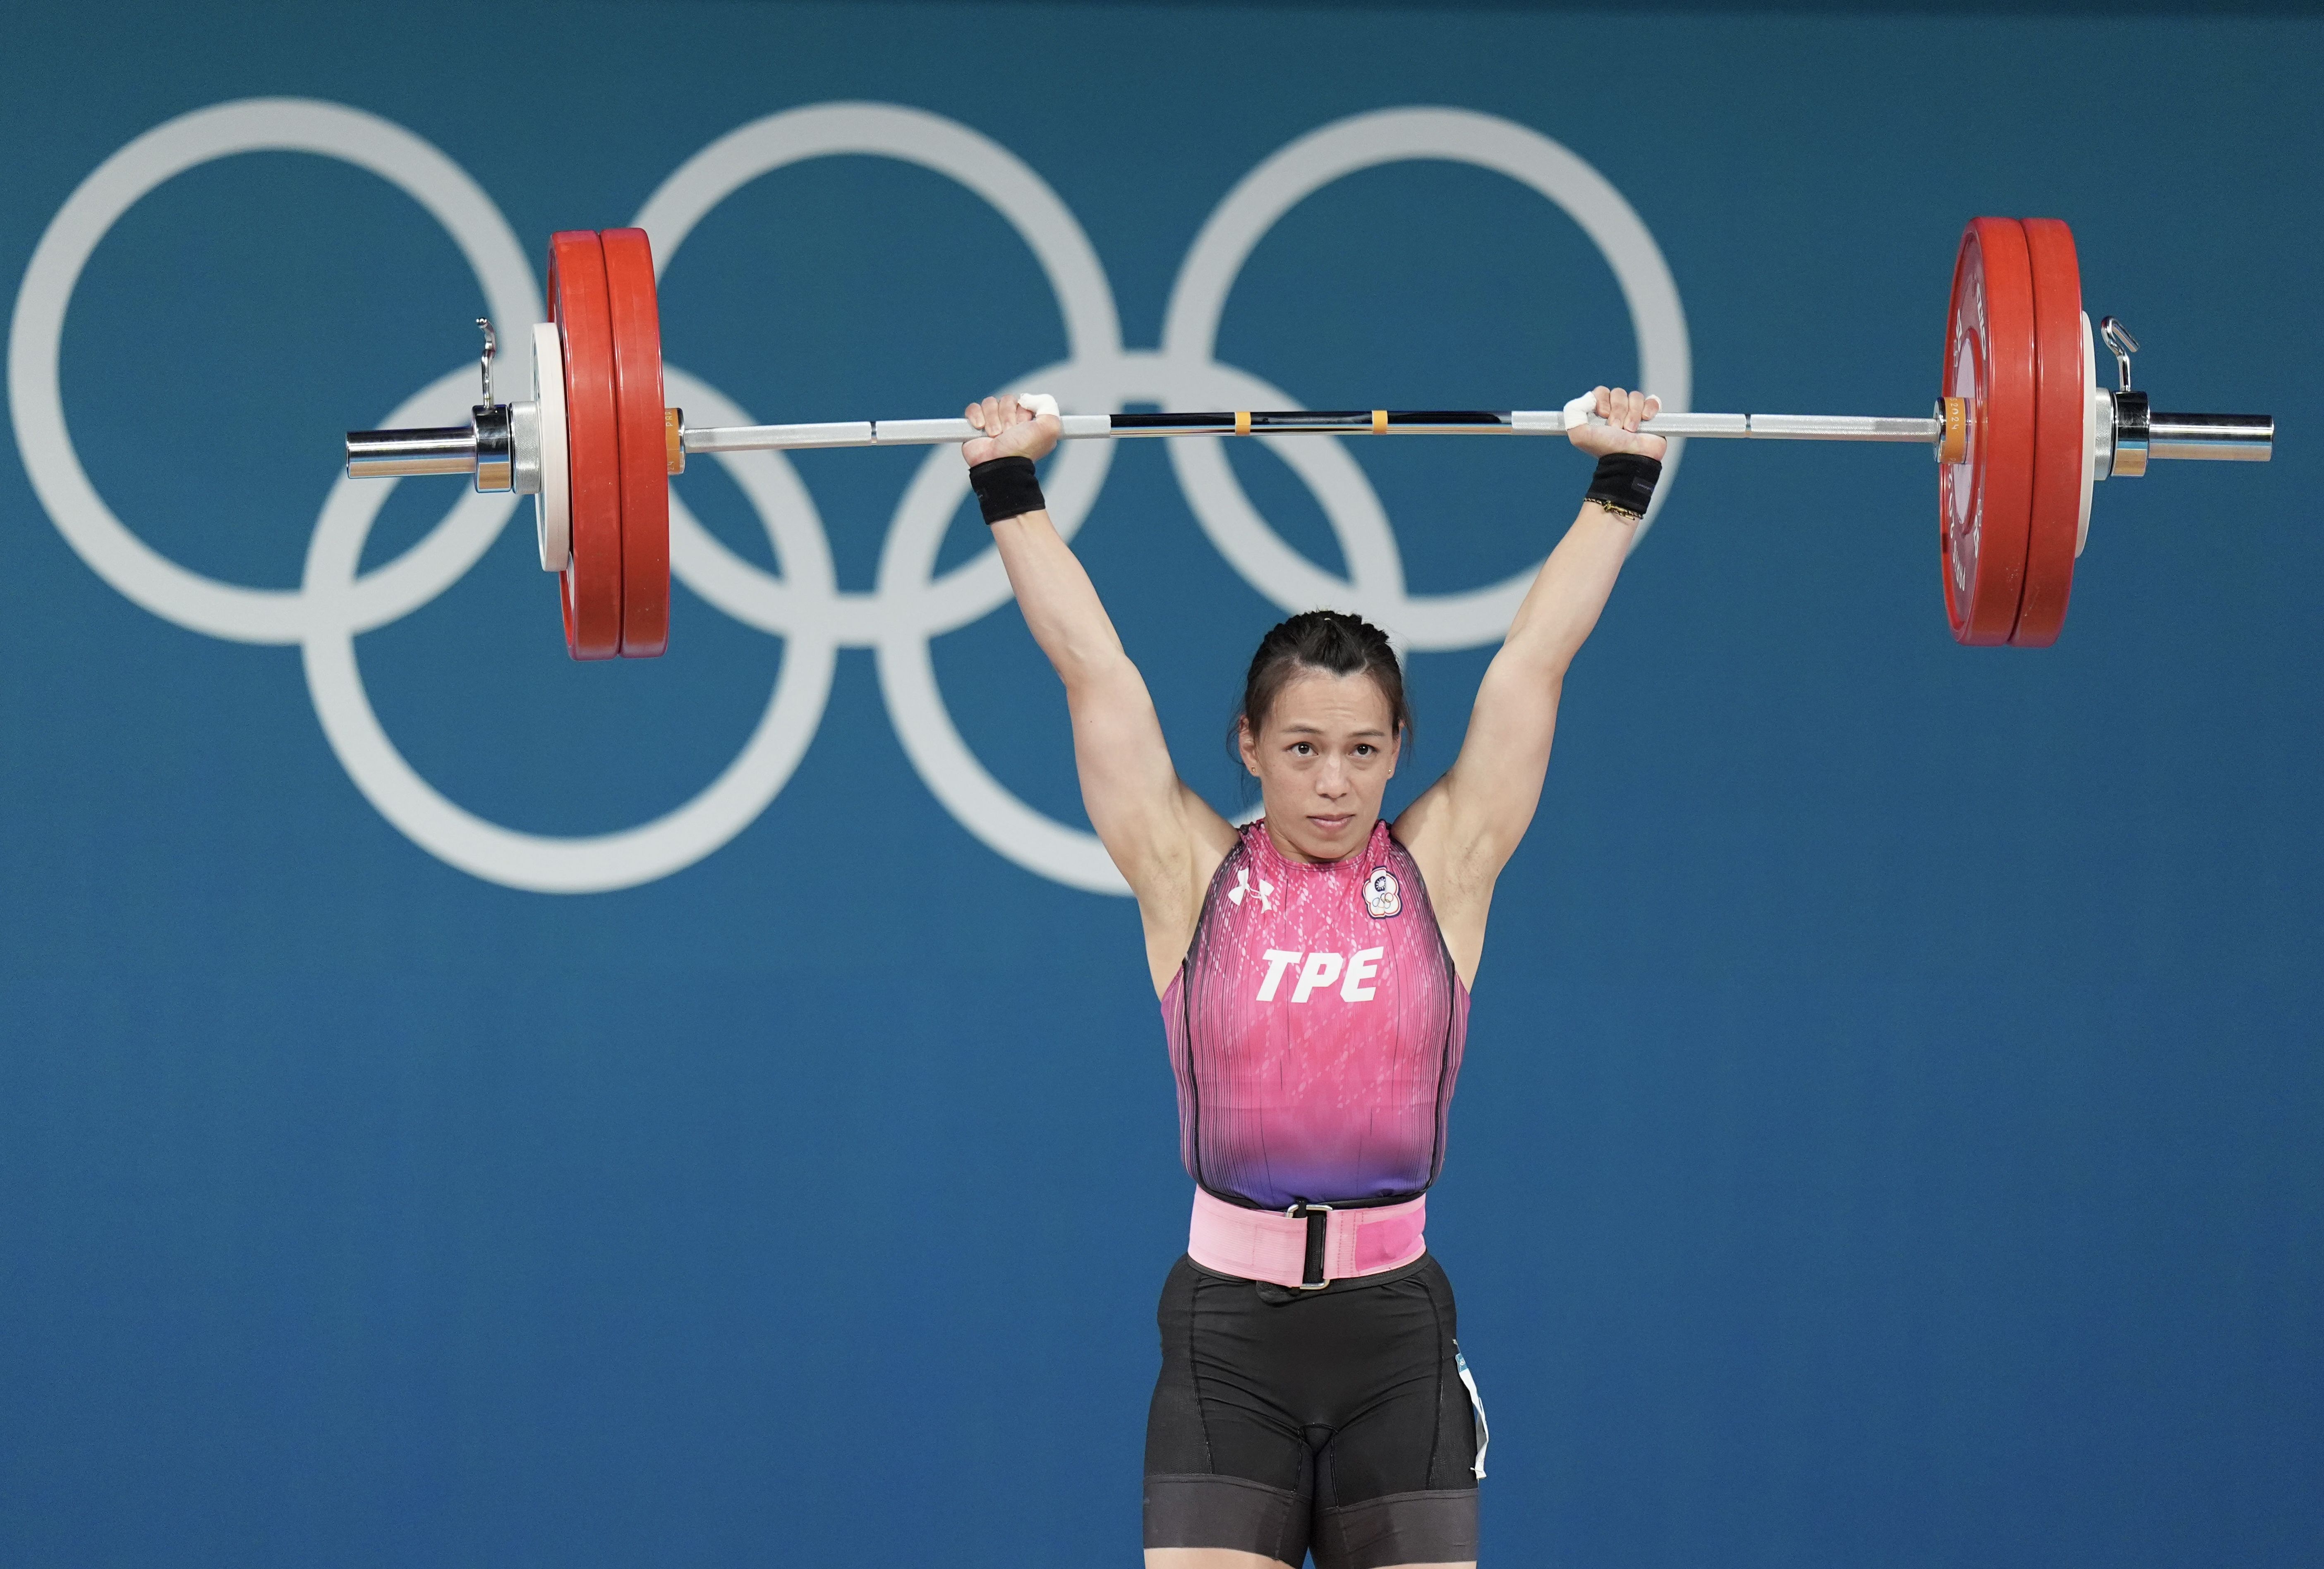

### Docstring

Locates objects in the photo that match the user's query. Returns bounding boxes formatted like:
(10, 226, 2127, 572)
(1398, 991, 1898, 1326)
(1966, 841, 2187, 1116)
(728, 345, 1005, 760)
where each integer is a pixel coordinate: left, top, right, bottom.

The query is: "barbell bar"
(343, 218, 2274, 658)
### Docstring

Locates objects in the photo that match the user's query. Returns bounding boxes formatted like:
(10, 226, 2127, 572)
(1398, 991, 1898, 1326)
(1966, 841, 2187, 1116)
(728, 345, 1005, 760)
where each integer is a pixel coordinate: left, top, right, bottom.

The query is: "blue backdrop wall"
(2, 3, 2318, 1566)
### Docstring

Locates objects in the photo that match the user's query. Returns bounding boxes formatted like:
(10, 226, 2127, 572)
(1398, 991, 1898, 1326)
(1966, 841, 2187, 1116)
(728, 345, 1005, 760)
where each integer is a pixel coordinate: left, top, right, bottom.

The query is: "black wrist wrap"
(969, 455, 1045, 525)
(1585, 452, 1662, 520)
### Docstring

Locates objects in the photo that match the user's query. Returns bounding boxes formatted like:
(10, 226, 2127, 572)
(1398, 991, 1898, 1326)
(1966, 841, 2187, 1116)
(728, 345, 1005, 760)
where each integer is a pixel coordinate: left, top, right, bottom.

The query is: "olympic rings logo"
(9, 98, 1690, 896)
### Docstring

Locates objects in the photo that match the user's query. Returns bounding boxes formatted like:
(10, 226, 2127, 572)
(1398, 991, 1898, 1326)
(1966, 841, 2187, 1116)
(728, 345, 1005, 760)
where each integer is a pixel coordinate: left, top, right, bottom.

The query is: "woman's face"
(1238, 667, 1401, 863)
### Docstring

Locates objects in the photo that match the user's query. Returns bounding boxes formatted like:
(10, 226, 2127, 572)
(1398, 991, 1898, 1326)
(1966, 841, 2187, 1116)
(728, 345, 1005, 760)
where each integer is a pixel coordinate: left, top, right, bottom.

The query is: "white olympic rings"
(8, 97, 1690, 896)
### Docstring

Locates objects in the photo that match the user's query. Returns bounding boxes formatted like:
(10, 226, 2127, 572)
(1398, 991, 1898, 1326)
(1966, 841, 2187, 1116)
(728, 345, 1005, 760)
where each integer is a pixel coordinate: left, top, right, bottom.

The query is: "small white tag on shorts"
(1455, 1346, 1489, 1479)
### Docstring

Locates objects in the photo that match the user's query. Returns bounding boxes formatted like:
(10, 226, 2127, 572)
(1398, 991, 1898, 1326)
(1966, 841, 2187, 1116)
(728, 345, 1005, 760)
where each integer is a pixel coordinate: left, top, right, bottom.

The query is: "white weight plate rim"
(2075, 310, 2096, 558)
(533, 321, 572, 571)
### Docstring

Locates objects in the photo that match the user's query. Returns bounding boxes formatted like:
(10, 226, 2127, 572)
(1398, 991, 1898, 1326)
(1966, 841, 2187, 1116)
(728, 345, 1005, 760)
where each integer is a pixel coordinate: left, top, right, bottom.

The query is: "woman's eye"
(1354, 744, 1375, 757)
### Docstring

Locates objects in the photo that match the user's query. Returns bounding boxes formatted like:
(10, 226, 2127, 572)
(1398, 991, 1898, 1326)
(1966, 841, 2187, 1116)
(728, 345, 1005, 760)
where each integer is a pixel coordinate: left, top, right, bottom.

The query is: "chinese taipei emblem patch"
(1363, 866, 1402, 918)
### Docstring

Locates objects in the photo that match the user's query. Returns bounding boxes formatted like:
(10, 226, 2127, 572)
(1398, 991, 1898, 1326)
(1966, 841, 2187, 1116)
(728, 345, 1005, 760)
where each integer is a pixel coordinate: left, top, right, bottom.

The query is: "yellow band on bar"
(1372, 409, 1387, 435)
(1235, 410, 1251, 436)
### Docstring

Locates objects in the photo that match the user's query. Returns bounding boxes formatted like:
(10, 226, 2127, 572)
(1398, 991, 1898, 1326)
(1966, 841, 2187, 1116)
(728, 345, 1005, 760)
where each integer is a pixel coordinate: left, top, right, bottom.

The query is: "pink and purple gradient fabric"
(1164, 819, 1469, 1210)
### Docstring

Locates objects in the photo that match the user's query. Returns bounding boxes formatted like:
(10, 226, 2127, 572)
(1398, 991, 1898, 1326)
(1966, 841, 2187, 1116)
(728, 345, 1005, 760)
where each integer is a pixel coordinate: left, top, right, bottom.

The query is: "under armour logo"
(1228, 868, 1275, 913)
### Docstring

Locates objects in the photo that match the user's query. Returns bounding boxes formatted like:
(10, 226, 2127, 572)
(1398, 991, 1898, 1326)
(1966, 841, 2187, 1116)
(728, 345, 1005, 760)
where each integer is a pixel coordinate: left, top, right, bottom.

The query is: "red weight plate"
(2011, 218, 2085, 647)
(1938, 218, 2037, 646)
(601, 227, 670, 659)
(550, 230, 622, 660)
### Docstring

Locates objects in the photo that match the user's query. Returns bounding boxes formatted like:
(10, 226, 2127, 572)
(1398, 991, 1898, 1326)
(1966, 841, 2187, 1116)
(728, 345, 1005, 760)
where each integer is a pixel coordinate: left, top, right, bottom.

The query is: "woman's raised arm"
(1397, 386, 1666, 977)
(965, 396, 1238, 988)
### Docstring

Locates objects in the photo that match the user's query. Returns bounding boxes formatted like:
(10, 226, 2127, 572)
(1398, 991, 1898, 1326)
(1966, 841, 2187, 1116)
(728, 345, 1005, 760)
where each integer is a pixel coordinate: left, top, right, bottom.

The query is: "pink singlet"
(1164, 818, 1470, 1217)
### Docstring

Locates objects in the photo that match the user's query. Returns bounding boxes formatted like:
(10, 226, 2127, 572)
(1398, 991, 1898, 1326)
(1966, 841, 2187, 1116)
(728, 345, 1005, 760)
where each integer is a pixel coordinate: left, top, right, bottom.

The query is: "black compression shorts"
(1143, 1252, 1481, 1569)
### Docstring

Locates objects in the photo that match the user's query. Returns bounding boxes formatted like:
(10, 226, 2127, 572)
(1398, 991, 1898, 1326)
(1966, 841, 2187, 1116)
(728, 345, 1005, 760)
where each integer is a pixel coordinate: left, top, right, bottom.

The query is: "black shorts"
(1143, 1252, 1481, 1569)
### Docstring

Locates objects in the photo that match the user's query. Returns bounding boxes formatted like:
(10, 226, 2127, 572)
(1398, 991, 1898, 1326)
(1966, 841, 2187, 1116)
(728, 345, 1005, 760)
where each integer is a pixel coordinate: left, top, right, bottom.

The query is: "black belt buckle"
(1287, 1202, 1334, 1289)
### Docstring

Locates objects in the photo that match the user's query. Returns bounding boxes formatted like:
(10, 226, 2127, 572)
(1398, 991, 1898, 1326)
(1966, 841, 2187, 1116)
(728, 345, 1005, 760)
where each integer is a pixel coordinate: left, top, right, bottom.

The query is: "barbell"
(343, 218, 2273, 658)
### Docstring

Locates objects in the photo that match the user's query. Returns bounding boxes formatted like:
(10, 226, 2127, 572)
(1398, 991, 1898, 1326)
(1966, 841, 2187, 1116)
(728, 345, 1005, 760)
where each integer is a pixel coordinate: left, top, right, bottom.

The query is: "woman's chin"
(1268, 811, 1371, 862)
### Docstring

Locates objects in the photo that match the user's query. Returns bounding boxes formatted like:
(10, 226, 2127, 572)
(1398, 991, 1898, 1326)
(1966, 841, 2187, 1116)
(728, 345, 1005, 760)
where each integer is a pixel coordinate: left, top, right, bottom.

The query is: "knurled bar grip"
(678, 408, 1948, 454)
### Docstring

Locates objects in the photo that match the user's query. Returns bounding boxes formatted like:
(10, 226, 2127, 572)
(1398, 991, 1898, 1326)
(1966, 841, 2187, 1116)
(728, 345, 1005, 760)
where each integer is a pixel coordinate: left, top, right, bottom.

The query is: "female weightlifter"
(961, 384, 1665, 1569)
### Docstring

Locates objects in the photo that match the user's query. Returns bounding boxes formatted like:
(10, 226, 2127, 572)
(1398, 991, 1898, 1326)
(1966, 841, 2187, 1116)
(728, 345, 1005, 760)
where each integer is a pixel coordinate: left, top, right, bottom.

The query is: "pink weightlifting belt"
(1187, 1186, 1428, 1290)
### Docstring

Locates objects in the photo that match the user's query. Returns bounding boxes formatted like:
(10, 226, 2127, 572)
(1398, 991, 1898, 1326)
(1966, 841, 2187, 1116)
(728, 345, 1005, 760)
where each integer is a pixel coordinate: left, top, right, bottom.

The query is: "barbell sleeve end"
(345, 402, 522, 490)
(345, 425, 480, 480)
(2147, 412, 2273, 463)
